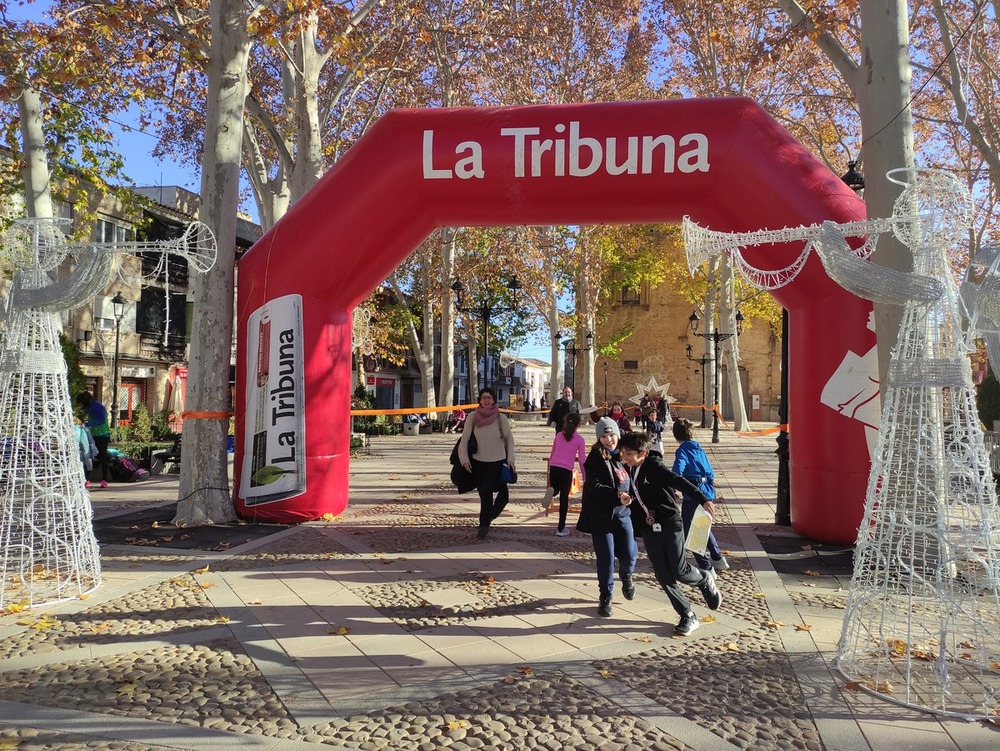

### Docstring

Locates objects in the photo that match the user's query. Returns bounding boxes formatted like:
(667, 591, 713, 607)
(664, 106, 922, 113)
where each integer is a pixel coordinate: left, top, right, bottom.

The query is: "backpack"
(110, 454, 150, 483)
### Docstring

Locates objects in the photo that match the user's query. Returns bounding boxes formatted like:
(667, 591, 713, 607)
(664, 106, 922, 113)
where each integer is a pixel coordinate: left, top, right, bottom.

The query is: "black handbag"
(449, 423, 477, 465)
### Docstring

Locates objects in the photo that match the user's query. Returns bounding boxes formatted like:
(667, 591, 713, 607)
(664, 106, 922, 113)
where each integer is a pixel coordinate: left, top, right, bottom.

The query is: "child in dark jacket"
(618, 431, 722, 636)
(576, 417, 638, 618)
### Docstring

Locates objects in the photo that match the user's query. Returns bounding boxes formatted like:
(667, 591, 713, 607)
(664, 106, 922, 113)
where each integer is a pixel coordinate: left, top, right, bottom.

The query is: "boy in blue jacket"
(618, 431, 722, 636)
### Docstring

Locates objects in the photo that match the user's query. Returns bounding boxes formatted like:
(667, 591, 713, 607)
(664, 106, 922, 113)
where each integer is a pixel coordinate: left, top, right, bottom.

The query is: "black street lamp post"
(775, 308, 791, 525)
(689, 309, 743, 444)
(110, 292, 127, 431)
(685, 343, 712, 429)
(452, 276, 522, 391)
(602, 360, 609, 405)
(555, 331, 593, 393)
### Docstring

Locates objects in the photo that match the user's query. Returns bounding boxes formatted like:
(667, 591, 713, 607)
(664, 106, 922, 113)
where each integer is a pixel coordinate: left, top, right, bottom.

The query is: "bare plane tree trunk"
(439, 228, 458, 407)
(17, 86, 53, 220)
(174, 0, 250, 527)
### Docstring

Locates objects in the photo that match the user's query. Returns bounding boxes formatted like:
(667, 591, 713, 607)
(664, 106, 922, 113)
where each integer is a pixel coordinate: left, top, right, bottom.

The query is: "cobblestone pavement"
(0, 420, 997, 750)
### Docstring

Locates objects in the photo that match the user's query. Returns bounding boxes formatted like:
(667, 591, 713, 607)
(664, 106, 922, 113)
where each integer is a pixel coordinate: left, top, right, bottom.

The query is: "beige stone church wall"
(597, 282, 782, 426)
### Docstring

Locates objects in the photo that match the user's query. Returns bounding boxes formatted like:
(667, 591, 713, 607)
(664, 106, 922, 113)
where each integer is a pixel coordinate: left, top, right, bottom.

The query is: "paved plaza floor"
(0, 420, 997, 750)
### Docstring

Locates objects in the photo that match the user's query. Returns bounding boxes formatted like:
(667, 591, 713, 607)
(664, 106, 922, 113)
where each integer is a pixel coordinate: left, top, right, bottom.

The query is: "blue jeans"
(590, 513, 638, 599)
(681, 495, 723, 569)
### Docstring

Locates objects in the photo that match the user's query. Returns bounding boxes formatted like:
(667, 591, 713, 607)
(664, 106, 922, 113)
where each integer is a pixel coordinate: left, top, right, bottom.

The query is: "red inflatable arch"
(235, 97, 871, 545)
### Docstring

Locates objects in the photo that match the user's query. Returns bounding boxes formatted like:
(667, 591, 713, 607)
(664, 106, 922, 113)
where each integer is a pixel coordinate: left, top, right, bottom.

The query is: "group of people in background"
(452, 382, 728, 636)
(76, 391, 111, 489)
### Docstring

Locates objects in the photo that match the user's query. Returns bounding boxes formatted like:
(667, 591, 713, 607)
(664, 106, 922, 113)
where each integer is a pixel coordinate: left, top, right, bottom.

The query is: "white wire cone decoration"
(685, 170, 999, 719)
(0, 219, 216, 610)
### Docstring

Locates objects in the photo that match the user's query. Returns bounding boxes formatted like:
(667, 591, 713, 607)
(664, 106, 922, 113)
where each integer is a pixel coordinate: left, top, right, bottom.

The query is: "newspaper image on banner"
(685, 504, 713, 556)
(241, 294, 307, 506)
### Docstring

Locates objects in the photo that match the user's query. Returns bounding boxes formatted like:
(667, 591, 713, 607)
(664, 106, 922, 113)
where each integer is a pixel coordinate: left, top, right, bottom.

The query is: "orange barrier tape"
(181, 411, 233, 419)
(350, 403, 480, 417)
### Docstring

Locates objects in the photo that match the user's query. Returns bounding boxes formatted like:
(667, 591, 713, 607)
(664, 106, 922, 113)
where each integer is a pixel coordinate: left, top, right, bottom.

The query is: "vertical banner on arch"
(241, 293, 306, 506)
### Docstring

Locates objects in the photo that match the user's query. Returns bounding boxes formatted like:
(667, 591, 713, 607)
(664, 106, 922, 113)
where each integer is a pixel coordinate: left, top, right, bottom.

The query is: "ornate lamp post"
(840, 160, 865, 194)
(110, 292, 127, 431)
(602, 360, 609, 405)
(555, 331, 593, 393)
(685, 343, 712, 429)
(689, 309, 743, 444)
(452, 276, 521, 391)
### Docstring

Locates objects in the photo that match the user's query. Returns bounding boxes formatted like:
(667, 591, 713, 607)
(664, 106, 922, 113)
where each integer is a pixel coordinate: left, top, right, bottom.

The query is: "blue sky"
(10, 1, 553, 362)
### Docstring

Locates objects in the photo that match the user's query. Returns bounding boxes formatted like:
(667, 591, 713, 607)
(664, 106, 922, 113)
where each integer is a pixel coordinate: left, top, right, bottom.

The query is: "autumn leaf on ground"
(214, 616, 230, 624)
(752, 592, 767, 599)
(480, 575, 495, 584)
(634, 636, 653, 643)
(198, 581, 214, 589)
(116, 684, 139, 696)
(329, 626, 350, 635)
(763, 620, 785, 629)
(1, 600, 29, 615)
(795, 623, 814, 631)
(911, 649, 934, 661)
(320, 513, 336, 522)
(845, 679, 893, 694)
(444, 720, 469, 730)
(30, 616, 59, 631)
(516, 665, 533, 675)
(959, 640, 976, 649)
(79, 593, 90, 600)
(719, 642, 741, 651)
(596, 668, 615, 678)
(887, 638, 908, 655)
(194, 564, 210, 574)
(702, 615, 716, 623)
(89, 622, 112, 634)
(247, 599, 262, 605)
(802, 569, 820, 577)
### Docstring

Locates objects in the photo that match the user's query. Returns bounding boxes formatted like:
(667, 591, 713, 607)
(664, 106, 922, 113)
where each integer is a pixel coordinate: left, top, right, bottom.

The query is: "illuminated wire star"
(628, 376, 676, 407)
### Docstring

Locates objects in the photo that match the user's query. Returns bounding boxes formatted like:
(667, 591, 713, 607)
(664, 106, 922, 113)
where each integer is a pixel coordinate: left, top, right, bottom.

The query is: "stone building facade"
(597, 278, 782, 426)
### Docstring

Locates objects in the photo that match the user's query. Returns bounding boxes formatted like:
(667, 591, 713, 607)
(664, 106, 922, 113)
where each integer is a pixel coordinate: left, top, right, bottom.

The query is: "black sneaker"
(476, 526, 489, 540)
(699, 569, 722, 610)
(598, 596, 613, 617)
(675, 613, 700, 636)
(622, 577, 635, 600)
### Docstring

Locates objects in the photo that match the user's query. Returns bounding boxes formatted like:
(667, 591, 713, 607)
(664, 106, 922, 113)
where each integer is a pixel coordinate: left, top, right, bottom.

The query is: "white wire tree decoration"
(684, 170, 1000, 719)
(0, 218, 216, 609)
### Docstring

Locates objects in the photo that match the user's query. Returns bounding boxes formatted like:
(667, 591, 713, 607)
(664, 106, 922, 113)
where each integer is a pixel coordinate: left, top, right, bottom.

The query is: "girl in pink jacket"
(546, 412, 587, 535)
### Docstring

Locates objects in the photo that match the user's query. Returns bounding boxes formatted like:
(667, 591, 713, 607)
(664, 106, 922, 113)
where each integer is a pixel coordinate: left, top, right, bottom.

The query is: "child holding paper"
(618, 432, 722, 636)
(672, 418, 729, 572)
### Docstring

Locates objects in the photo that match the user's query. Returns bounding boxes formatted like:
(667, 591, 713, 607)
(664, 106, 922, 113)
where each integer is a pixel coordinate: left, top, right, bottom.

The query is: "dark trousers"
(549, 465, 573, 531)
(591, 514, 638, 599)
(641, 517, 710, 617)
(473, 459, 509, 528)
(93, 435, 110, 482)
(681, 495, 723, 569)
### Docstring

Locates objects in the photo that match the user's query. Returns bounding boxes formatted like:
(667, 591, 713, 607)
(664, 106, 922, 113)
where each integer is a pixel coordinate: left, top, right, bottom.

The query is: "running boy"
(618, 431, 722, 636)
